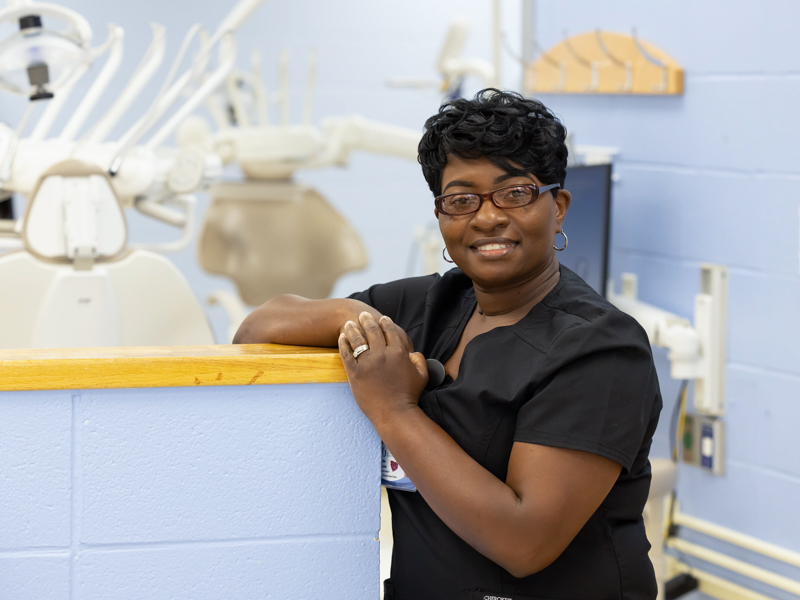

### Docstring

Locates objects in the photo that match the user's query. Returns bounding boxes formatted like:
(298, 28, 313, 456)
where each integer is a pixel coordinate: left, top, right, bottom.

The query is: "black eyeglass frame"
(434, 183, 562, 216)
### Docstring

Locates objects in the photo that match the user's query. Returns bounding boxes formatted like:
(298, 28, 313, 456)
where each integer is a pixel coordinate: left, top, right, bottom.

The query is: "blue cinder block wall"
(534, 1, 800, 596)
(0, 384, 380, 599)
(0, 0, 797, 595)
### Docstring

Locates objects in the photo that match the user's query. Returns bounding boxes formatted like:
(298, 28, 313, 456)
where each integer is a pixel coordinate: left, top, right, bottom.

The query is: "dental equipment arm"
(132, 194, 196, 253)
(437, 18, 495, 86)
(607, 285, 701, 380)
(59, 25, 124, 141)
(110, 0, 266, 174)
(607, 266, 728, 415)
(252, 50, 269, 125)
(28, 15, 120, 139)
(111, 25, 208, 171)
(227, 70, 252, 128)
(28, 68, 86, 139)
(312, 115, 421, 167)
(213, 0, 263, 45)
(85, 24, 166, 143)
(146, 35, 236, 149)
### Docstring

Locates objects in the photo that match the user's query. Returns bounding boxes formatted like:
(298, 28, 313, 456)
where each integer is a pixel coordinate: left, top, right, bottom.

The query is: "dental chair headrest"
(23, 159, 128, 264)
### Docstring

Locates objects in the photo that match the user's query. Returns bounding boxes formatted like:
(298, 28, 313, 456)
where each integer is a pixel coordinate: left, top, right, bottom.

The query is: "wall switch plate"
(682, 412, 725, 475)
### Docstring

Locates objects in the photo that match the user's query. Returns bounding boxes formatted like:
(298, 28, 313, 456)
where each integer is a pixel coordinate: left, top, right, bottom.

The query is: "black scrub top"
(350, 265, 662, 600)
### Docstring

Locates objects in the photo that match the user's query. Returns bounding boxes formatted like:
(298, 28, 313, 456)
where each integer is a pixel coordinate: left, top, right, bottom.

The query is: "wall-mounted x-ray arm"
(607, 264, 728, 416)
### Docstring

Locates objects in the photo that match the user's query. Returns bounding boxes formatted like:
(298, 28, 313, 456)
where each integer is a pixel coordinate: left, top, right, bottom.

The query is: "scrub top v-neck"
(350, 265, 662, 600)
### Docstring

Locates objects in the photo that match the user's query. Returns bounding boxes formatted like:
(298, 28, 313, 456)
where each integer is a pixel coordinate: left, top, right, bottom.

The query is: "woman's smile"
(470, 237, 519, 258)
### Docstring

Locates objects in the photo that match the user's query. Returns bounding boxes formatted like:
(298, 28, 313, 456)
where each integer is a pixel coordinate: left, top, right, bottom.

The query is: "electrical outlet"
(681, 412, 725, 475)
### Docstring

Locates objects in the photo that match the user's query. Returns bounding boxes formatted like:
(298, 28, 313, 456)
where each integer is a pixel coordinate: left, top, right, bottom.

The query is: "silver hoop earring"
(554, 229, 568, 251)
(442, 247, 454, 263)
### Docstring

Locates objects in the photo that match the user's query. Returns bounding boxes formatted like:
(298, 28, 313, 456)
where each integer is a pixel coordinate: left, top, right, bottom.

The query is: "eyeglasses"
(434, 183, 561, 216)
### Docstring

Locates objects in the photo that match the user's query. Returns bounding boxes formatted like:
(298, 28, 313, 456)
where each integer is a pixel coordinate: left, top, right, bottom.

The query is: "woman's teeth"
(477, 243, 514, 250)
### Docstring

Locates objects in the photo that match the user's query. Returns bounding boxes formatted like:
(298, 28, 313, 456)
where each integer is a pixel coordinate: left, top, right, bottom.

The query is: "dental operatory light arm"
(607, 266, 728, 416)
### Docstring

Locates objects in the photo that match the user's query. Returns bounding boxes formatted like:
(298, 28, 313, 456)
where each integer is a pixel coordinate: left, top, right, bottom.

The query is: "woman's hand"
(338, 312, 429, 427)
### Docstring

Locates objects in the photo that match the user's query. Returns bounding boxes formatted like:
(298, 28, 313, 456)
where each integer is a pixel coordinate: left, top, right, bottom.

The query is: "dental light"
(0, 1, 93, 100)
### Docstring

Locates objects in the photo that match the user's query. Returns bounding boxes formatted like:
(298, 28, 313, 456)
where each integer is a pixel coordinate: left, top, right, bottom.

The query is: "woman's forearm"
(374, 404, 619, 578)
(374, 408, 545, 576)
(233, 295, 383, 347)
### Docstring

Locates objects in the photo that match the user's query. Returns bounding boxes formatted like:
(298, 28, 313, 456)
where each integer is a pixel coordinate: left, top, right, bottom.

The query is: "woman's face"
(436, 156, 570, 290)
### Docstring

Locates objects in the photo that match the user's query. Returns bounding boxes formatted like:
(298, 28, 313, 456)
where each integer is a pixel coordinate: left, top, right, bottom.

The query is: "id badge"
(381, 443, 416, 491)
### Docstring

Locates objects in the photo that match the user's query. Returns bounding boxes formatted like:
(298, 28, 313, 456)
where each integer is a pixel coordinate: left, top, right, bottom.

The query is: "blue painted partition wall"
(0, 384, 380, 599)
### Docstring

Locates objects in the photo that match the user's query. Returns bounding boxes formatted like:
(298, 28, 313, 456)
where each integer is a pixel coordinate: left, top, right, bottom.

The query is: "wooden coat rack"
(525, 30, 683, 95)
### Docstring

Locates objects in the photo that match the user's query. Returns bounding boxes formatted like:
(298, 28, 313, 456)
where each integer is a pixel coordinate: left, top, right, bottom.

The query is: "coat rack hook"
(595, 29, 632, 92)
(533, 40, 566, 91)
(563, 30, 599, 91)
(631, 27, 668, 92)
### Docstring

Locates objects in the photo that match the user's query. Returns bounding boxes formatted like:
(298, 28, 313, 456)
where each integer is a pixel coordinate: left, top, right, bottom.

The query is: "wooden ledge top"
(0, 345, 348, 392)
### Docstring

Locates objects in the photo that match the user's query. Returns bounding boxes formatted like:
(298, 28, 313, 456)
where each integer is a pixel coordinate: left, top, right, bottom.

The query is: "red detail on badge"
(390, 461, 399, 472)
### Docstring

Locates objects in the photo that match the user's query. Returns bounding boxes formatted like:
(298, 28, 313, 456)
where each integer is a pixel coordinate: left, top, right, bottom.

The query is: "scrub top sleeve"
(347, 273, 441, 324)
(514, 323, 659, 474)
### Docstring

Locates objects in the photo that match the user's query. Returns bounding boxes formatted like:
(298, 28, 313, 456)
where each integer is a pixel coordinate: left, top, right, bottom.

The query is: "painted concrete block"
(0, 554, 70, 600)
(609, 251, 700, 319)
(677, 461, 800, 553)
(608, 166, 800, 277)
(726, 366, 800, 478)
(76, 537, 379, 600)
(0, 391, 72, 550)
(727, 271, 800, 376)
(80, 384, 381, 544)
(546, 78, 800, 174)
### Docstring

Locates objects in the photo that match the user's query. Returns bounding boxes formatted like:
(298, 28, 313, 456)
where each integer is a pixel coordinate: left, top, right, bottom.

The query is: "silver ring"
(353, 344, 370, 359)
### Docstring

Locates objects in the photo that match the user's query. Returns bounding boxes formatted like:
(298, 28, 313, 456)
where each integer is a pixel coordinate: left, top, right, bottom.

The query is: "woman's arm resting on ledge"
(233, 295, 384, 347)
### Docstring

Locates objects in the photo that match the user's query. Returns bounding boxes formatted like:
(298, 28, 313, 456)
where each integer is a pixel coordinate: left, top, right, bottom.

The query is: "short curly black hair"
(418, 88, 568, 197)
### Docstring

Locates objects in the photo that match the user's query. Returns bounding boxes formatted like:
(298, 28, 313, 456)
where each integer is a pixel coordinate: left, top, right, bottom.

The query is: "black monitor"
(0, 196, 12, 220)
(558, 163, 612, 296)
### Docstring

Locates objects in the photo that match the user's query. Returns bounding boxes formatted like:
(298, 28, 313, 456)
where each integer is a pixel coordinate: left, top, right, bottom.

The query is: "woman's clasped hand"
(338, 312, 429, 427)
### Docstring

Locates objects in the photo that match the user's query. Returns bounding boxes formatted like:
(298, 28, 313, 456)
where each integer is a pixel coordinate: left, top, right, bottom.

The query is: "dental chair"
(199, 180, 368, 305)
(0, 160, 213, 349)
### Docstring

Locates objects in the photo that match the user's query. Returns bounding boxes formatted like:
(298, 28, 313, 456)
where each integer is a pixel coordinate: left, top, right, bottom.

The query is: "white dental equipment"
(607, 265, 728, 417)
(387, 17, 496, 96)
(0, 0, 95, 101)
(186, 49, 421, 336)
(0, 0, 266, 349)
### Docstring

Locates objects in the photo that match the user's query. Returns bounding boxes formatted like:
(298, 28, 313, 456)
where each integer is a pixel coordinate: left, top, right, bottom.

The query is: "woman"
(235, 89, 662, 600)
